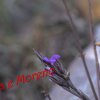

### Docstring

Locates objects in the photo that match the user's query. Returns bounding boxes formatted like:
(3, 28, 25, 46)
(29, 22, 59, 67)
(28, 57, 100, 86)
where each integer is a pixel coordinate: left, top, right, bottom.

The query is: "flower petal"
(50, 59, 56, 62)
(50, 54, 61, 61)
(43, 57, 49, 62)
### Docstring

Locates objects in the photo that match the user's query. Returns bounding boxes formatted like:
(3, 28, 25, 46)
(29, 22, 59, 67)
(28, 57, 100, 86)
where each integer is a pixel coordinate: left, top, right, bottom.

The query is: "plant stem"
(87, 0, 100, 99)
(47, 95, 52, 100)
(41, 90, 52, 100)
(62, 0, 98, 100)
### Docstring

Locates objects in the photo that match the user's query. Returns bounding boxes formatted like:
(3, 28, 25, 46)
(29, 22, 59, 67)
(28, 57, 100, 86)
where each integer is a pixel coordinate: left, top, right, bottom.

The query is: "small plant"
(33, 0, 100, 100)
(33, 49, 90, 100)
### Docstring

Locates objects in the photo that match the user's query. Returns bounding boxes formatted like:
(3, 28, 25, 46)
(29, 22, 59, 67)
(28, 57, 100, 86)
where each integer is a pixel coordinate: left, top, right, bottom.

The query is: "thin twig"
(47, 95, 52, 100)
(62, 0, 98, 100)
(87, 0, 100, 99)
(41, 90, 52, 100)
(34, 49, 90, 99)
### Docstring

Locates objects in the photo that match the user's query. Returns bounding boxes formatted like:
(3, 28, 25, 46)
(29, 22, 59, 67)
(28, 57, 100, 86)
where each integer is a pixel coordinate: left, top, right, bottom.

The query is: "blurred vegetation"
(0, 0, 97, 100)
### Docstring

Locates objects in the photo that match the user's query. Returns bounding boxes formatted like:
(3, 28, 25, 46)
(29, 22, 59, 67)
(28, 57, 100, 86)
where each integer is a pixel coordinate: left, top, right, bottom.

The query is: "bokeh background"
(0, 0, 100, 100)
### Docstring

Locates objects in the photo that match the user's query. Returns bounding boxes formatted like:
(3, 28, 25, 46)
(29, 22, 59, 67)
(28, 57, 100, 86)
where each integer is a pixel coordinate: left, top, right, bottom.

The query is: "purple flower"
(43, 54, 61, 65)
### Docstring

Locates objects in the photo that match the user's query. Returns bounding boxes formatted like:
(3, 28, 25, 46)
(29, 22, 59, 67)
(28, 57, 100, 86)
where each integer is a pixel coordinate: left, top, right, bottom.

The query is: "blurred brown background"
(0, 0, 100, 100)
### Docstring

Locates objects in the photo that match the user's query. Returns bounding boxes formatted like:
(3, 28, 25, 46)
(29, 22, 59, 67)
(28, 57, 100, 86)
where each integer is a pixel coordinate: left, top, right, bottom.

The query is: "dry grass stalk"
(62, 0, 98, 100)
(33, 49, 90, 100)
(41, 90, 52, 100)
(95, 42, 100, 46)
(87, 0, 100, 99)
